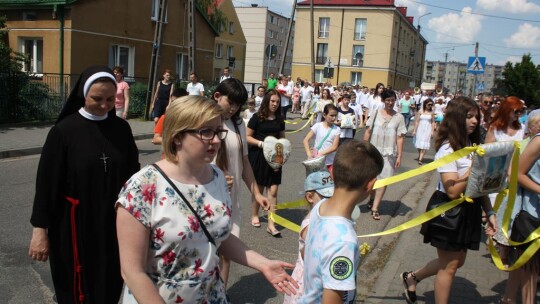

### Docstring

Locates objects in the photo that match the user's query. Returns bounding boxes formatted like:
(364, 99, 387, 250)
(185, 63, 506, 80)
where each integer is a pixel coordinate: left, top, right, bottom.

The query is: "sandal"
(251, 217, 261, 228)
(371, 209, 381, 220)
(266, 227, 282, 237)
(401, 271, 420, 304)
(418, 160, 423, 165)
(367, 199, 374, 210)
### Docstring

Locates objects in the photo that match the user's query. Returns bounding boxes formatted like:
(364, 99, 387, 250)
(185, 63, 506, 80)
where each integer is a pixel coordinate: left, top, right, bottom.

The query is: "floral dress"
(116, 164, 232, 304)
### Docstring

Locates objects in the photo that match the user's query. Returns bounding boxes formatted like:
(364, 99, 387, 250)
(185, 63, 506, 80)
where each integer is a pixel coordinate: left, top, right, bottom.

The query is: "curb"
(0, 133, 154, 160)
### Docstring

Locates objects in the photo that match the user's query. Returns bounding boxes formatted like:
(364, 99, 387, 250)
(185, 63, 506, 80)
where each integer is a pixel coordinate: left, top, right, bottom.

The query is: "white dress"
(415, 113, 433, 150)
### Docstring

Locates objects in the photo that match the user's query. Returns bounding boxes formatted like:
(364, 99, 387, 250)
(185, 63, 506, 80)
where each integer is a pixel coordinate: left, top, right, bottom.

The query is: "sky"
(232, 0, 540, 66)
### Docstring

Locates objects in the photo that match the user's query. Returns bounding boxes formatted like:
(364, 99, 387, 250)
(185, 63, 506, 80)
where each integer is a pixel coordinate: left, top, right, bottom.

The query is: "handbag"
(510, 187, 540, 249)
(422, 190, 462, 232)
(311, 125, 334, 158)
(152, 164, 216, 246)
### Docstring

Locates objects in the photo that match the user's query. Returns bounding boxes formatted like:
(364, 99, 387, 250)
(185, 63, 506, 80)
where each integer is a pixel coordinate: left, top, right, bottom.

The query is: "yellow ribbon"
(357, 196, 465, 237)
(269, 212, 301, 233)
(487, 141, 540, 271)
(460, 193, 474, 203)
(275, 198, 308, 210)
(286, 113, 315, 134)
(373, 146, 477, 189)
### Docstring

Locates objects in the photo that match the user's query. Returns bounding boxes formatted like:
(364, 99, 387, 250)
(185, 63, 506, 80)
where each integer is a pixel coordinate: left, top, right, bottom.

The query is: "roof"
(297, 0, 395, 6)
(0, 0, 78, 6)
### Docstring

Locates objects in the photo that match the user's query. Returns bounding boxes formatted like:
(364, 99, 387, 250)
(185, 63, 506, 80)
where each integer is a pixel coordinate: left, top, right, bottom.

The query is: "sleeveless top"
(157, 82, 172, 101)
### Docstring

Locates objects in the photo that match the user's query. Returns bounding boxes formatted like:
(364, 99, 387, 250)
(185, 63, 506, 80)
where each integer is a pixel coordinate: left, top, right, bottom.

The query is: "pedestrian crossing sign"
(467, 56, 486, 74)
(477, 81, 485, 91)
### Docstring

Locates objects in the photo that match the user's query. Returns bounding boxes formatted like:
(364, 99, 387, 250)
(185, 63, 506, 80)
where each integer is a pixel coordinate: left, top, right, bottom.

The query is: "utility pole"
(472, 42, 478, 98)
(310, 0, 315, 82)
(442, 51, 448, 90)
(145, 0, 167, 120)
(187, 0, 195, 74)
(336, 9, 344, 85)
(280, 0, 297, 75)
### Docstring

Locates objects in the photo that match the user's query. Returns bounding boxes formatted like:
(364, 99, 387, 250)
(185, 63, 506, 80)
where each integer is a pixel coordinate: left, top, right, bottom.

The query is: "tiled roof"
(0, 0, 78, 6)
(297, 0, 395, 6)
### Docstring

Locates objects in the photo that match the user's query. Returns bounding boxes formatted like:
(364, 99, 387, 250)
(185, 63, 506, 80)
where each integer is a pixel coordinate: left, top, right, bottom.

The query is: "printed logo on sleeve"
(330, 256, 353, 280)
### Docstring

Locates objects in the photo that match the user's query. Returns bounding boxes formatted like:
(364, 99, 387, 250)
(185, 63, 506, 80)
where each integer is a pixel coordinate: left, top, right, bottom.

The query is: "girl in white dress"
(413, 99, 436, 165)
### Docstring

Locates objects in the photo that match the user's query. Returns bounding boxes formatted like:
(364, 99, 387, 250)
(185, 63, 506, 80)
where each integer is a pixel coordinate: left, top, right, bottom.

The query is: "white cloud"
(503, 23, 540, 48)
(427, 7, 483, 43)
(476, 0, 540, 14)
(395, 0, 428, 17)
(505, 56, 523, 64)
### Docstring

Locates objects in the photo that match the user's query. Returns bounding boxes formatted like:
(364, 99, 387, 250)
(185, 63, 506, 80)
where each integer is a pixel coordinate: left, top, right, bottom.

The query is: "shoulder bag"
(510, 187, 540, 250)
(421, 190, 462, 233)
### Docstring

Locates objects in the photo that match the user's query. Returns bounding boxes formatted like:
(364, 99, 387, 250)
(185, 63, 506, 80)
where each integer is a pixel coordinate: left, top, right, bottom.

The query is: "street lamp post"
(417, 12, 432, 32)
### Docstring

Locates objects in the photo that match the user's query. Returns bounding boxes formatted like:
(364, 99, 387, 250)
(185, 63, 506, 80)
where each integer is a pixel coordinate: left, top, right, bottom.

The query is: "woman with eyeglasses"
(247, 89, 286, 236)
(413, 98, 436, 165)
(116, 96, 297, 303)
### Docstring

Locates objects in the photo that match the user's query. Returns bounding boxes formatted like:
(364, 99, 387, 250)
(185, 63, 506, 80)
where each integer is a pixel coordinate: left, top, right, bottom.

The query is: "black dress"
(247, 115, 285, 187)
(152, 81, 172, 119)
(31, 112, 140, 303)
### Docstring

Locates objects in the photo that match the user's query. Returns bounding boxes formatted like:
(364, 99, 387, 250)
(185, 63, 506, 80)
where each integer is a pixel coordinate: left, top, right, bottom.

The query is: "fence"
(0, 72, 262, 124)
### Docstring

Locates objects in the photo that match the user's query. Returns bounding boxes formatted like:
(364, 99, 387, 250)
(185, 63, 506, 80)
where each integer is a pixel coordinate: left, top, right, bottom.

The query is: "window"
(352, 45, 364, 67)
(318, 17, 330, 38)
(215, 43, 223, 58)
(269, 15, 276, 24)
(109, 45, 134, 76)
(151, 0, 168, 21)
(351, 72, 362, 85)
(227, 46, 234, 59)
(267, 30, 274, 38)
(23, 11, 37, 21)
(176, 53, 188, 80)
(315, 69, 325, 82)
(229, 22, 235, 34)
(20, 38, 43, 73)
(354, 18, 366, 40)
(316, 43, 328, 64)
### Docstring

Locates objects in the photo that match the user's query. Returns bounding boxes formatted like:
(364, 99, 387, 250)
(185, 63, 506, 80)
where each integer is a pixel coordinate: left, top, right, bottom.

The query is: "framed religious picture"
(465, 141, 516, 198)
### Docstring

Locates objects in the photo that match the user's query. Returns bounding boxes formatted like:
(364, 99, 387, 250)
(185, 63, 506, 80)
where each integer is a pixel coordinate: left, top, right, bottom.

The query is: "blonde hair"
(528, 113, 540, 133)
(162, 95, 223, 162)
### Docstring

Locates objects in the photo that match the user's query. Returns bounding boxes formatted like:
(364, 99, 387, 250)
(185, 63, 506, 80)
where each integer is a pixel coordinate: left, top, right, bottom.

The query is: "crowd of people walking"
(28, 66, 539, 304)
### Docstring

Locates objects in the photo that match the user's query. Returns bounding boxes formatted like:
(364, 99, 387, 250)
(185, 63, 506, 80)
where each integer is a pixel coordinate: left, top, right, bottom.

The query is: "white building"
(235, 5, 294, 83)
(424, 60, 504, 95)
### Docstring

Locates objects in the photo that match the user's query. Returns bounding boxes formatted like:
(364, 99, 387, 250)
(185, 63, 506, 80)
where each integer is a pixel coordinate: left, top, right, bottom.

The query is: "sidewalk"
(364, 174, 511, 303)
(0, 119, 155, 159)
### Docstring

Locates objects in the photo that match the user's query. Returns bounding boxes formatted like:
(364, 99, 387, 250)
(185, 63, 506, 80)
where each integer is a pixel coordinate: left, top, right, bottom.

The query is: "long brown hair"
(435, 96, 481, 151)
(257, 89, 283, 122)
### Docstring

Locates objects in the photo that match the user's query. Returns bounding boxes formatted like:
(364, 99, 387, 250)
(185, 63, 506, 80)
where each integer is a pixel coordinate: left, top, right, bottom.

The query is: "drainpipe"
(393, 16, 401, 88)
(54, 4, 65, 101)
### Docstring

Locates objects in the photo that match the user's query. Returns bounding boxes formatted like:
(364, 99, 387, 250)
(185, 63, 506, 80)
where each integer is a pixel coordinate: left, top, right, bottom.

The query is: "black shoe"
(401, 271, 418, 304)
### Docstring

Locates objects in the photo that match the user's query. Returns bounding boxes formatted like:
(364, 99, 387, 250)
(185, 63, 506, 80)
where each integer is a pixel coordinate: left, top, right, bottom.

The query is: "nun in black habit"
(28, 66, 140, 303)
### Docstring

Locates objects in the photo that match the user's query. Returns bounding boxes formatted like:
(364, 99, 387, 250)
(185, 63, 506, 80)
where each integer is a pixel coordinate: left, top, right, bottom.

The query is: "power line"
(407, 0, 540, 23)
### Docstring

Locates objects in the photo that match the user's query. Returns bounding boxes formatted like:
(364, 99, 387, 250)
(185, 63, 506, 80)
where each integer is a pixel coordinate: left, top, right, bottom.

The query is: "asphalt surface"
(0, 114, 530, 303)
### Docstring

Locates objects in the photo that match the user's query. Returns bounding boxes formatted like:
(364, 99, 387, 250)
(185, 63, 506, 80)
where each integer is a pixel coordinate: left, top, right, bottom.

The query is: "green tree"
(196, 0, 228, 33)
(0, 15, 26, 74)
(497, 54, 540, 108)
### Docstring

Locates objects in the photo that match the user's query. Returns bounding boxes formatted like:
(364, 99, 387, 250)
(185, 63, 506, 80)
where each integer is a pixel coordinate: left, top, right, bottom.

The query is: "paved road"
(0, 117, 524, 303)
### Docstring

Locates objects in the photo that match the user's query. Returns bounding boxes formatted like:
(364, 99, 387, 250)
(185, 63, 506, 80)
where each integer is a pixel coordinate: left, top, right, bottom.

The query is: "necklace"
(100, 153, 109, 173)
